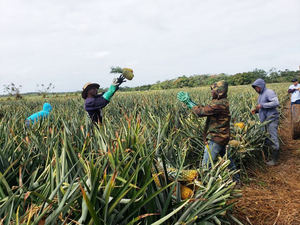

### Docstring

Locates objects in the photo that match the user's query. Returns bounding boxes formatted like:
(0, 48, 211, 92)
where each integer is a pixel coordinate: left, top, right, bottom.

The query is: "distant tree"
(267, 68, 280, 82)
(37, 83, 55, 98)
(276, 69, 299, 83)
(228, 69, 267, 86)
(3, 83, 22, 99)
(114, 68, 299, 92)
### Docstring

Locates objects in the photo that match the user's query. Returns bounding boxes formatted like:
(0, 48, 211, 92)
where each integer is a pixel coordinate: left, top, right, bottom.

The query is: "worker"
(82, 77, 125, 125)
(25, 102, 52, 126)
(288, 78, 300, 105)
(177, 81, 238, 177)
(251, 78, 280, 166)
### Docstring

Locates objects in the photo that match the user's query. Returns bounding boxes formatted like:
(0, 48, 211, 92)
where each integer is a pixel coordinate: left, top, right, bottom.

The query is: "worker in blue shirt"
(25, 103, 52, 126)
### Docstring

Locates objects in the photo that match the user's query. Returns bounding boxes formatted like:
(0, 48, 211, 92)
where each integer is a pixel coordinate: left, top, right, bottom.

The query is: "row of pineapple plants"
(0, 83, 289, 224)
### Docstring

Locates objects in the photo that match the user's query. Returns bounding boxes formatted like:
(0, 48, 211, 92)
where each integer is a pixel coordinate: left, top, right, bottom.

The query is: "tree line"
(2, 68, 299, 98)
(119, 68, 299, 91)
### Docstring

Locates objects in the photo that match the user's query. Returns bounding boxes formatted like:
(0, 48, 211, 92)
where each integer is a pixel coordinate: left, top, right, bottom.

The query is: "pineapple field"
(0, 83, 290, 224)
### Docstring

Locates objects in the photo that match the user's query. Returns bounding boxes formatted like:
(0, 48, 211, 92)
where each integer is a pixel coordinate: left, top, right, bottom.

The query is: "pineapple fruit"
(122, 68, 134, 80)
(234, 122, 245, 129)
(174, 184, 194, 200)
(229, 140, 241, 147)
(167, 168, 198, 182)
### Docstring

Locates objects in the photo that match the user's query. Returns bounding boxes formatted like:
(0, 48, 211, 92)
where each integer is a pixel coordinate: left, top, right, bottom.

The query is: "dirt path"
(234, 103, 300, 225)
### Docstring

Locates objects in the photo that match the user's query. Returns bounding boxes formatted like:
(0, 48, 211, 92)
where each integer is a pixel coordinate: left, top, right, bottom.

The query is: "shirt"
(192, 98, 230, 146)
(288, 84, 300, 103)
(84, 93, 109, 123)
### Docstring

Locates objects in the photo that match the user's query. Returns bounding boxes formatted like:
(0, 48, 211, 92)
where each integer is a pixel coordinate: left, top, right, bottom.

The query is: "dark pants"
(265, 119, 280, 161)
(202, 141, 240, 181)
(291, 99, 300, 105)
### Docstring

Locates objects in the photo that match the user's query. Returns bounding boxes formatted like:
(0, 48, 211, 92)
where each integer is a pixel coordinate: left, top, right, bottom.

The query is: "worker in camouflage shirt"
(193, 82, 230, 147)
(177, 81, 237, 172)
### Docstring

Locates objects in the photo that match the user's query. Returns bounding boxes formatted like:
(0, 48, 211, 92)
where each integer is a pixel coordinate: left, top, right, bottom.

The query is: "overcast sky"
(0, 0, 299, 93)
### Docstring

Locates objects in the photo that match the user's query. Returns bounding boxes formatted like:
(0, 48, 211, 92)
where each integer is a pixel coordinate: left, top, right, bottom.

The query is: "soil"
(234, 103, 300, 225)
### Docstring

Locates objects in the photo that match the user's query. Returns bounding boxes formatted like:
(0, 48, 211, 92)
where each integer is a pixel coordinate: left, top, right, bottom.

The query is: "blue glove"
(177, 92, 197, 109)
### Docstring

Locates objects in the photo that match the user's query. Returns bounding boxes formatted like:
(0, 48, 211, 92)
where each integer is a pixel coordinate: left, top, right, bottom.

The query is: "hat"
(210, 80, 228, 99)
(82, 82, 100, 99)
(292, 78, 298, 82)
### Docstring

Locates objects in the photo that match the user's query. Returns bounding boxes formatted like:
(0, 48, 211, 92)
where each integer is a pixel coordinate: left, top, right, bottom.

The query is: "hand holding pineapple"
(110, 67, 134, 87)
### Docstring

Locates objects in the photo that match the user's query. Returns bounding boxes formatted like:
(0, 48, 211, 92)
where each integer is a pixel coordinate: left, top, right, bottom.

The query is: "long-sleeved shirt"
(252, 79, 279, 122)
(84, 93, 109, 123)
(192, 98, 230, 146)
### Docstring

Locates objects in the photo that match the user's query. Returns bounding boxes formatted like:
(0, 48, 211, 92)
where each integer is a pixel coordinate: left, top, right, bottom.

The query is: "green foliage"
(0, 83, 289, 224)
(110, 66, 124, 74)
(119, 68, 299, 92)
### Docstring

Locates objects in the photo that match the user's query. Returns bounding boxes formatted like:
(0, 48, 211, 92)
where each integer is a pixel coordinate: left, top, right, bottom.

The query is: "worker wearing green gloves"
(82, 77, 125, 124)
(177, 81, 238, 180)
(82, 67, 134, 125)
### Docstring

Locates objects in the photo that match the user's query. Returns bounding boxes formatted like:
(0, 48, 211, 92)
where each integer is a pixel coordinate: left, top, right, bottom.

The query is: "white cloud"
(89, 51, 111, 59)
(0, 0, 299, 93)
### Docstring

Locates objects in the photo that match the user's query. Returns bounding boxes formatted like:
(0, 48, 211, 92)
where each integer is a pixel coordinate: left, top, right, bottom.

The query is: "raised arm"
(102, 78, 125, 101)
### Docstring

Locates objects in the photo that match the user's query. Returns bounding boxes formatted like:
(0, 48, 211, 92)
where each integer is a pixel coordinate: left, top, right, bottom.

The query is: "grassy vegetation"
(0, 83, 289, 224)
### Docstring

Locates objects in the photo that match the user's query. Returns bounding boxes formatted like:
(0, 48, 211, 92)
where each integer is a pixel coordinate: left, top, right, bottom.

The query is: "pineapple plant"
(0, 82, 289, 224)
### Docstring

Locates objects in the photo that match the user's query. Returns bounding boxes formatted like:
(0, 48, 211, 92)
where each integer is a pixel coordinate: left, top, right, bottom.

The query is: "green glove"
(177, 91, 197, 109)
(103, 85, 117, 101)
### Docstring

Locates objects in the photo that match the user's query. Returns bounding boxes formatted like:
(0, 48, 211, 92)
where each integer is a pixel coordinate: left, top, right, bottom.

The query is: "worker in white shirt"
(288, 78, 300, 105)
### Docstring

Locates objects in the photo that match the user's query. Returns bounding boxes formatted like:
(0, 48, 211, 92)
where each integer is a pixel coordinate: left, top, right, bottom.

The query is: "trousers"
(202, 141, 239, 181)
(265, 119, 279, 151)
(265, 119, 279, 161)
